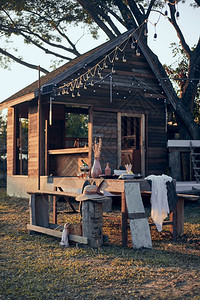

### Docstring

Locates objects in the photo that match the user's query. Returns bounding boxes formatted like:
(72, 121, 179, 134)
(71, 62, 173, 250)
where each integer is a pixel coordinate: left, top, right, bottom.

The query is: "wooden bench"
(27, 190, 87, 245)
(52, 185, 82, 224)
(141, 191, 199, 239)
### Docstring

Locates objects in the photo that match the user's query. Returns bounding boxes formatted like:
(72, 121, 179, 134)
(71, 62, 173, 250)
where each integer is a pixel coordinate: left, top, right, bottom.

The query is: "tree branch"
(168, 3, 191, 58)
(182, 39, 200, 110)
(2, 7, 81, 57)
(0, 47, 49, 74)
(126, 0, 144, 24)
(77, 0, 116, 39)
(145, 0, 156, 19)
(114, 0, 135, 29)
(194, 0, 200, 6)
(22, 24, 81, 59)
(80, 0, 123, 36)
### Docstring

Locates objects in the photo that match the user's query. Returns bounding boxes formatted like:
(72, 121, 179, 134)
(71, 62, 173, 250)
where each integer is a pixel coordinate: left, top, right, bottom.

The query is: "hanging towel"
(145, 174, 172, 232)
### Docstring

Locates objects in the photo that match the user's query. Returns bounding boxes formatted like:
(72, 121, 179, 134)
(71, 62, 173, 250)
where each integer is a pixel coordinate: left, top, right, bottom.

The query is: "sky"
(0, 1, 199, 104)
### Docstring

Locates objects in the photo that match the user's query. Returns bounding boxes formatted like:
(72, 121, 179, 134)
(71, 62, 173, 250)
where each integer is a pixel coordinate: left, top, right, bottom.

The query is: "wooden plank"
(88, 106, 93, 168)
(27, 189, 80, 197)
(124, 182, 152, 249)
(168, 140, 200, 148)
(35, 194, 49, 227)
(27, 224, 88, 244)
(177, 194, 199, 201)
(48, 147, 89, 155)
(29, 194, 36, 225)
(121, 191, 128, 247)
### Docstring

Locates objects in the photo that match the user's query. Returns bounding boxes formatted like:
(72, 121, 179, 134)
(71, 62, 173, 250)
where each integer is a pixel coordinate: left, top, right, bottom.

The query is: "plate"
(119, 174, 135, 179)
(119, 173, 143, 180)
(99, 174, 118, 179)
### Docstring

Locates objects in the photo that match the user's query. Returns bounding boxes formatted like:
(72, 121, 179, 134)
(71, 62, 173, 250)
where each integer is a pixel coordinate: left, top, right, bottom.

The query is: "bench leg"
(53, 195, 57, 224)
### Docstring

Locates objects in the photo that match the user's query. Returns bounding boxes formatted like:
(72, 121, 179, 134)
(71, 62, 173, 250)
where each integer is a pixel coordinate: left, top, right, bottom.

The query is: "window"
(65, 107, 88, 148)
(15, 107, 28, 175)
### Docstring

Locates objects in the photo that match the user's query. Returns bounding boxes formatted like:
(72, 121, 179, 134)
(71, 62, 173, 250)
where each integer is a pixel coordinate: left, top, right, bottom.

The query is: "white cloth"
(145, 174, 172, 232)
(60, 223, 69, 247)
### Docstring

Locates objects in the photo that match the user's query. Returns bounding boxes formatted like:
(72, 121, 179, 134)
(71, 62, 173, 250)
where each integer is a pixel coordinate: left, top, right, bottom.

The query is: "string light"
(112, 67, 115, 73)
(153, 23, 157, 41)
(131, 37, 136, 49)
(136, 44, 140, 56)
(122, 55, 127, 62)
(57, 19, 160, 98)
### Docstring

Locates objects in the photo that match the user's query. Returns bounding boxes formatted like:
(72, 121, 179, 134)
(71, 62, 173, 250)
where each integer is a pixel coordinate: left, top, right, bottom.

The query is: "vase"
(91, 157, 102, 178)
(105, 162, 111, 176)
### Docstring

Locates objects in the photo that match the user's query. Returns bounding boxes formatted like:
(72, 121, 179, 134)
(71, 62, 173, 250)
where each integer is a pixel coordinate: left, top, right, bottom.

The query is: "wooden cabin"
(0, 29, 173, 198)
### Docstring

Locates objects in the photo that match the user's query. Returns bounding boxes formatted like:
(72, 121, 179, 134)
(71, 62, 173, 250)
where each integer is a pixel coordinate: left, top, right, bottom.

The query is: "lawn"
(0, 188, 200, 299)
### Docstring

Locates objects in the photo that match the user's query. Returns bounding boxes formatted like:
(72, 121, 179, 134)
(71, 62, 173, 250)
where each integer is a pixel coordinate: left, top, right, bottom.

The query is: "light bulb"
(176, 11, 180, 20)
(144, 28, 148, 36)
(77, 91, 80, 97)
(154, 33, 157, 41)
(136, 49, 140, 56)
(164, 10, 168, 17)
(131, 42, 136, 49)
(115, 55, 119, 61)
(91, 80, 94, 86)
(122, 55, 127, 63)
(72, 93, 75, 97)
(84, 84, 87, 90)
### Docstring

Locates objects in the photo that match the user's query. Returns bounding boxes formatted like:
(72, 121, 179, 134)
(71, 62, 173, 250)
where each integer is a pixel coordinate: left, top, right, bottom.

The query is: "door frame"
(117, 112, 145, 176)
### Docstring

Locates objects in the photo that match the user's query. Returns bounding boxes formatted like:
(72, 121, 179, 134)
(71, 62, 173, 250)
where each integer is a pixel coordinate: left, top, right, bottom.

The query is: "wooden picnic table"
(53, 177, 184, 246)
(27, 176, 193, 247)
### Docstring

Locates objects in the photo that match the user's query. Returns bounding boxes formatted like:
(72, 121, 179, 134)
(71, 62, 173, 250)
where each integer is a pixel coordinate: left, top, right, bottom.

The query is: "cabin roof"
(0, 28, 176, 110)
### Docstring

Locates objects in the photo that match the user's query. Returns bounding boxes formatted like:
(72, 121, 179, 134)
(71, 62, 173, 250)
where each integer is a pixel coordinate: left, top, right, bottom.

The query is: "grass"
(0, 188, 200, 299)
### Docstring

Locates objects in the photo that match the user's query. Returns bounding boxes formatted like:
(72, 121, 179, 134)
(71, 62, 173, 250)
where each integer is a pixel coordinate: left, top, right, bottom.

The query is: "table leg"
(53, 187, 57, 224)
(121, 192, 128, 247)
(176, 198, 184, 235)
(169, 211, 177, 242)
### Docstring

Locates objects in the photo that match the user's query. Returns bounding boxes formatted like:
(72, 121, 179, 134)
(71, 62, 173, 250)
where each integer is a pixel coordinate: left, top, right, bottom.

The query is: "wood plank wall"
(7, 108, 15, 176)
(28, 102, 39, 177)
(52, 41, 168, 175)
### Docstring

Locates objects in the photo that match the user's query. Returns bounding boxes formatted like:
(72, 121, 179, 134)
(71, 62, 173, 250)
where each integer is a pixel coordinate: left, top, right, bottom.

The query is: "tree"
(0, 0, 200, 139)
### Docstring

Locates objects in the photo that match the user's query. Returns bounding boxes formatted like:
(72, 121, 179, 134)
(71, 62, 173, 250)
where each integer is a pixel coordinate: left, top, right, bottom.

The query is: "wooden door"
(118, 113, 145, 175)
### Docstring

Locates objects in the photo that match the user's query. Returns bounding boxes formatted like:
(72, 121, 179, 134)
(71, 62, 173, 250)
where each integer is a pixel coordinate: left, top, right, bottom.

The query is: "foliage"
(0, 190, 200, 299)
(0, 111, 7, 147)
(65, 113, 88, 138)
